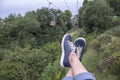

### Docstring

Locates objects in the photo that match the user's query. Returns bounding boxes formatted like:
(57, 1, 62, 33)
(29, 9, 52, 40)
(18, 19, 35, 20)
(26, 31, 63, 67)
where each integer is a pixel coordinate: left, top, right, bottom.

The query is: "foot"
(74, 37, 86, 61)
(60, 33, 75, 67)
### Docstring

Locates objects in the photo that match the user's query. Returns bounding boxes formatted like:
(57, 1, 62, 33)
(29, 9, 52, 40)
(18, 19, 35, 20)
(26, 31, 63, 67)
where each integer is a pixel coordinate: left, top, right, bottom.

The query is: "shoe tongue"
(67, 41, 76, 53)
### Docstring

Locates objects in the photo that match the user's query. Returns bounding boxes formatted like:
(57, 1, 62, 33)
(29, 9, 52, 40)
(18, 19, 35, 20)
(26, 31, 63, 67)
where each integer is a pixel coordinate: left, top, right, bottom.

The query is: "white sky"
(0, 0, 84, 19)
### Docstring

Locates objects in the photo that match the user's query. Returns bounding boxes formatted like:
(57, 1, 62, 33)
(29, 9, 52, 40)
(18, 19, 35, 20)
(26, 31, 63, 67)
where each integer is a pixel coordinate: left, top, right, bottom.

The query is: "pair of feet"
(60, 33, 86, 67)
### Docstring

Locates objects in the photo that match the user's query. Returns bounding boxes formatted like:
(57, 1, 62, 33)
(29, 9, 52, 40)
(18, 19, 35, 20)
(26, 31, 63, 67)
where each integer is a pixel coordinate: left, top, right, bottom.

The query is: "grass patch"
(82, 49, 99, 72)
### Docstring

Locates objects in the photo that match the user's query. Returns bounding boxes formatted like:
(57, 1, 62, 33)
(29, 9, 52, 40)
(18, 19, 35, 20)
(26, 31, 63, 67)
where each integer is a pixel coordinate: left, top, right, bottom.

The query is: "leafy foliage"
(106, 0, 120, 16)
(0, 1, 120, 79)
(40, 60, 67, 80)
(0, 7, 66, 80)
(61, 10, 73, 30)
(80, 0, 113, 33)
(83, 26, 120, 80)
(0, 47, 48, 80)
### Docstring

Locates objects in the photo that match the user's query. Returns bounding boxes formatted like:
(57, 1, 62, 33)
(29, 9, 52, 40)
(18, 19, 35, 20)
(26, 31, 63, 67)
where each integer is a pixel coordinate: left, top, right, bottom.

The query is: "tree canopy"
(106, 0, 120, 16)
(79, 0, 113, 33)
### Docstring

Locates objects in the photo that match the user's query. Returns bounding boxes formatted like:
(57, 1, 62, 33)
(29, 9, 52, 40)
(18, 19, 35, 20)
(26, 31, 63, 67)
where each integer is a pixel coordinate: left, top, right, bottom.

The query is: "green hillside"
(0, 0, 120, 80)
(83, 26, 120, 80)
(66, 25, 120, 80)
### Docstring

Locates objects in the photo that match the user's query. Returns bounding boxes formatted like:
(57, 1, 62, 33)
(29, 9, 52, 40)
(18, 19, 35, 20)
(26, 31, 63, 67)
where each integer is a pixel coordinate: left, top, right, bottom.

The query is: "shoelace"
(67, 41, 76, 53)
(75, 47, 83, 59)
(67, 41, 83, 59)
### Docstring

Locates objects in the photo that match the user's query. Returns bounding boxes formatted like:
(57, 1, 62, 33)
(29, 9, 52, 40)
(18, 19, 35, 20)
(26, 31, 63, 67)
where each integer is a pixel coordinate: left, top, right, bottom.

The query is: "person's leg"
(62, 68, 73, 80)
(69, 53, 95, 80)
(60, 34, 95, 80)
(65, 68, 73, 77)
(61, 34, 74, 80)
(69, 53, 87, 76)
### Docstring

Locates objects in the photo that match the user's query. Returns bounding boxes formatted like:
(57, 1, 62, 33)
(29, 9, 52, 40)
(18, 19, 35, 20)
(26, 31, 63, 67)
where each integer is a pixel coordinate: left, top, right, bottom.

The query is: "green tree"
(0, 18, 3, 28)
(36, 7, 64, 44)
(106, 0, 120, 16)
(40, 60, 67, 80)
(78, 7, 83, 28)
(61, 10, 72, 30)
(83, 0, 88, 6)
(80, 0, 113, 33)
(0, 46, 48, 80)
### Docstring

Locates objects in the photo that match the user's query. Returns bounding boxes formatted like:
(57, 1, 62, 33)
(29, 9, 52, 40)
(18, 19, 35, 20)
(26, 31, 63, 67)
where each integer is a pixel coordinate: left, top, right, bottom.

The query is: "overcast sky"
(0, 0, 84, 19)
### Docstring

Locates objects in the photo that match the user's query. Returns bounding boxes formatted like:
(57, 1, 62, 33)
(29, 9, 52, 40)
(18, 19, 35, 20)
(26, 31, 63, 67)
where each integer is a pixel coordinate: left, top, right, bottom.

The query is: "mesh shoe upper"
(74, 37, 86, 61)
(60, 33, 74, 67)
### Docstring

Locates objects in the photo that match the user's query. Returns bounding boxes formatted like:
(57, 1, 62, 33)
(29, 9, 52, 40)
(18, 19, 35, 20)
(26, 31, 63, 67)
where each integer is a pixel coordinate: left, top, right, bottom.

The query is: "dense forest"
(0, 0, 120, 80)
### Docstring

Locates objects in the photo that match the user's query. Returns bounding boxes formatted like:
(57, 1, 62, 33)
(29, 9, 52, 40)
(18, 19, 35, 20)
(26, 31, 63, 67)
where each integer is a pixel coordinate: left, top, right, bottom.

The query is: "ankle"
(69, 53, 77, 63)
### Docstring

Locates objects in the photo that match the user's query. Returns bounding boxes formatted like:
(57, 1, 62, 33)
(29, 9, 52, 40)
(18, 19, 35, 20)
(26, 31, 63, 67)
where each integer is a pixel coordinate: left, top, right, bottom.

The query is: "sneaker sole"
(60, 34, 69, 67)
